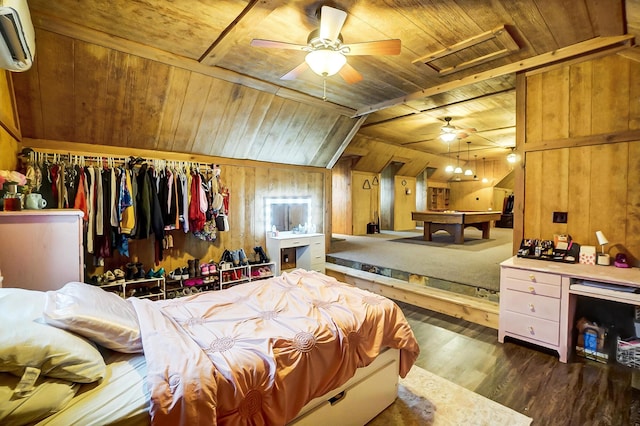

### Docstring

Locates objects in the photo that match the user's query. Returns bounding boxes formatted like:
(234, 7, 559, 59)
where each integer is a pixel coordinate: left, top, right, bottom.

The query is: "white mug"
(26, 193, 47, 210)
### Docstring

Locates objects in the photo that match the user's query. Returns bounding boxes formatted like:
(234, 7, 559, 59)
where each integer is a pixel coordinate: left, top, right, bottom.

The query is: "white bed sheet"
(36, 351, 150, 426)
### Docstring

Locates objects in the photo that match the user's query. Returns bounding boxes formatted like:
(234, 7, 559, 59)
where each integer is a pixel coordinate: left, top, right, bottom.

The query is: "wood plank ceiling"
(10, 0, 635, 174)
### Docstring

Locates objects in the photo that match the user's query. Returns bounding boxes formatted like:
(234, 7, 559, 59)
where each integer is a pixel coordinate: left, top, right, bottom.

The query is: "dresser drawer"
(278, 237, 310, 249)
(503, 267, 561, 286)
(502, 277, 561, 299)
(501, 310, 559, 346)
(502, 289, 560, 321)
(309, 236, 325, 254)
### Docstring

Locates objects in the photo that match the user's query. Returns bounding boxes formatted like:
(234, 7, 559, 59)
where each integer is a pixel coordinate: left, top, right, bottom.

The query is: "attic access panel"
(413, 25, 519, 76)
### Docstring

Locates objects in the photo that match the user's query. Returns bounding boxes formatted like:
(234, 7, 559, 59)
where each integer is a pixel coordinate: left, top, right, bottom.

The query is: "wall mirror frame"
(265, 197, 312, 232)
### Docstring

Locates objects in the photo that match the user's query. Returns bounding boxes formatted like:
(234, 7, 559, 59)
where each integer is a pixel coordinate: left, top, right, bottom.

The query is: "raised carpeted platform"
(328, 227, 513, 297)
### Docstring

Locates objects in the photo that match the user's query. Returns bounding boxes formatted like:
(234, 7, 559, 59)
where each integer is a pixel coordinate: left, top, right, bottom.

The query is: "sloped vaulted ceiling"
(13, 28, 360, 168)
(10, 0, 634, 172)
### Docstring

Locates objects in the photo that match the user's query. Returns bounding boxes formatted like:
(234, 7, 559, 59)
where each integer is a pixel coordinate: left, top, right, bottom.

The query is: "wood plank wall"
(521, 53, 640, 265)
(448, 182, 496, 211)
(393, 176, 417, 231)
(331, 157, 353, 235)
(22, 139, 329, 277)
(351, 170, 380, 235)
(0, 71, 20, 170)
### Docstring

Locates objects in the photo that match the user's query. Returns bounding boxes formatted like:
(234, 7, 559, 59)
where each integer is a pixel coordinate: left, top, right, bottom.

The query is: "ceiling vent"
(413, 25, 518, 76)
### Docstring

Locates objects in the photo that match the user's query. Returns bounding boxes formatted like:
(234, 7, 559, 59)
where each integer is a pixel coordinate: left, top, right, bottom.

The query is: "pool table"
(412, 210, 502, 244)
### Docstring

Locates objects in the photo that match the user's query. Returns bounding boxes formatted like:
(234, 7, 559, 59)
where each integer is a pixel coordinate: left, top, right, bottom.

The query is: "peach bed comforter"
(129, 269, 420, 426)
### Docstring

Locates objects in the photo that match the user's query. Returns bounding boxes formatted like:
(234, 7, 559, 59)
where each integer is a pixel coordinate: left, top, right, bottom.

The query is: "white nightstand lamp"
(595, 231, 610, 266)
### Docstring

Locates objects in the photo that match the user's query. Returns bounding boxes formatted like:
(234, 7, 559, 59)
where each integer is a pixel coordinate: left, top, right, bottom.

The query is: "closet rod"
(26, 148, 219, 171)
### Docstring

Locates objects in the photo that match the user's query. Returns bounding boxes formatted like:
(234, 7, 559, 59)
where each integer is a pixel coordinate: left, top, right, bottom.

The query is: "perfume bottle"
(2, 183, 22, 211)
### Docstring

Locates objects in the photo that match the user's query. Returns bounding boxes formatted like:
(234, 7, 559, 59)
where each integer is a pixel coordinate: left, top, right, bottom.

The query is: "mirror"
(265, 197, 312, 232)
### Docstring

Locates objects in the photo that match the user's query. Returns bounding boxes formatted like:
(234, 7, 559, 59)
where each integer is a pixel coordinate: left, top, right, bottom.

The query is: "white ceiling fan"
(439, 117, 477, 142)
(250, 5, 401, 84)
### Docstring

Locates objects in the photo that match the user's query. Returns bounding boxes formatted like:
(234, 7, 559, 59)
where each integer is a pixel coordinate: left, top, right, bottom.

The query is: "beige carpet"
(368, 366, 532, 426)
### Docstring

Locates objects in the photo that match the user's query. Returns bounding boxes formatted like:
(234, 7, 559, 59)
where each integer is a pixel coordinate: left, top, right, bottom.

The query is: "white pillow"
(0, 372, 79, 426)
(43, 282, 143, 353)
(0, 289, 106, 383)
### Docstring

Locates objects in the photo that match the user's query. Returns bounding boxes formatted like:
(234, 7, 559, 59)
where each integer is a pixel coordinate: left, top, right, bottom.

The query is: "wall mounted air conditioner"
(0, 0, 35, 72)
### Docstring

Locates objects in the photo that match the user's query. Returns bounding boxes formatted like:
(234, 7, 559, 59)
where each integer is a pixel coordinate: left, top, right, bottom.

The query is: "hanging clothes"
(95, 166, 104, 237)
(148, 167, 165, 265)
(133, 164, 153, 240)
(179, 171, 189, 233)
(188, 172, 205, 232)
(119, 167, 135, 235)
(65, 164, 80, 208)
(50, 163, 60, 209)
(38, 162, 55, 209)
(25, 151, 223, 261)
(96, 169, 112, 259)
(73, 168, 88, 221)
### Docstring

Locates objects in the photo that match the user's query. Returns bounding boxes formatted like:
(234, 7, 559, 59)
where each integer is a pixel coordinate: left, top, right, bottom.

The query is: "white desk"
(498, 256, 640, 362)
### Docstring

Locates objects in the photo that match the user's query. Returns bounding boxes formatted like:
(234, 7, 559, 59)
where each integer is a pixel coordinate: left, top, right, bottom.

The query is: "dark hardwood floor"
(396, 301, 640, 426)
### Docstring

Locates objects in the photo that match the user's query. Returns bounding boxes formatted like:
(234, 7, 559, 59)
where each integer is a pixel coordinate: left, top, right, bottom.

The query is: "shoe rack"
(99, 276, 166, 300)
(165, 273, 219, 299)
(219, 262, 275, 289)
(164, 262, 275, 298)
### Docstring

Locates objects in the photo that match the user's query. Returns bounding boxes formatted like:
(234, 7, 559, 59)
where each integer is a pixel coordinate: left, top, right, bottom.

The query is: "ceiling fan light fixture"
(305, 49, 346, 77)
(440, 132, 456, 142)
(440, 117, 457, 142)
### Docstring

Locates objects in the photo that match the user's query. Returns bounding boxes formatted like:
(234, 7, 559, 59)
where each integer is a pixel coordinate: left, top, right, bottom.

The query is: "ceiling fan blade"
(342, 39, 402, 56)
(281, 62, 309, 80)
(250, 39, 308, 51)
(319, 6, 347, 41)
(338, 63, 363, 84)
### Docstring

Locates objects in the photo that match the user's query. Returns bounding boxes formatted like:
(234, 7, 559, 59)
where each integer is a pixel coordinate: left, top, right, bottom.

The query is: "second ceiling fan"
(250, 5, 401, 84)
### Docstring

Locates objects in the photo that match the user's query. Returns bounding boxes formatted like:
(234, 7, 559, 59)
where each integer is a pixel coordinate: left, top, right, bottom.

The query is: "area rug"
(368, 366, 532, 425)
(390, 230, 509, 252)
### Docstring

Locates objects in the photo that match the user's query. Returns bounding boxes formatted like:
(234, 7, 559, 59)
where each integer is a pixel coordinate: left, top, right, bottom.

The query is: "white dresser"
(266, 232, 325, 275)
(0, 210, 84, 291)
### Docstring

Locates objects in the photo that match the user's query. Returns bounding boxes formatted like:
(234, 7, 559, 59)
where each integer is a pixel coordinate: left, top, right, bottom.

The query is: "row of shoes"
(90, 264, 165, 286)
(125, 286, 162, 298)
(221, 269, 245, 283)
(167, 259, 217, 282)
(250, 266, 273, 278)
(166, 285, 215, 298)
(220, 247, 270, 266)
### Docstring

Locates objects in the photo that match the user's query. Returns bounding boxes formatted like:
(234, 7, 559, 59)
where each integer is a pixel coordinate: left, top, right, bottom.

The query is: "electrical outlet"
(553, 212, 568, 223)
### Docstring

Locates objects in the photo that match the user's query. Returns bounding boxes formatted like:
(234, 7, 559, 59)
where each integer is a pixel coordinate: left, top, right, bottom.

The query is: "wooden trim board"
(325, 263, 499, 330)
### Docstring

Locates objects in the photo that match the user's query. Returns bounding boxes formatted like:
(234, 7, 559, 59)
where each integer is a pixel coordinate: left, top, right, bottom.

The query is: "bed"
(0, 269, 420, 425)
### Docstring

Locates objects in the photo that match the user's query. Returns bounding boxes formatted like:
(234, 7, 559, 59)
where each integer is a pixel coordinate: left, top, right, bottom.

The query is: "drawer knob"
(528, 286, 535, 293)
(528, 326, 535, 335)
(529, 303, 535, 312)
(529, 274, 536, 281)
